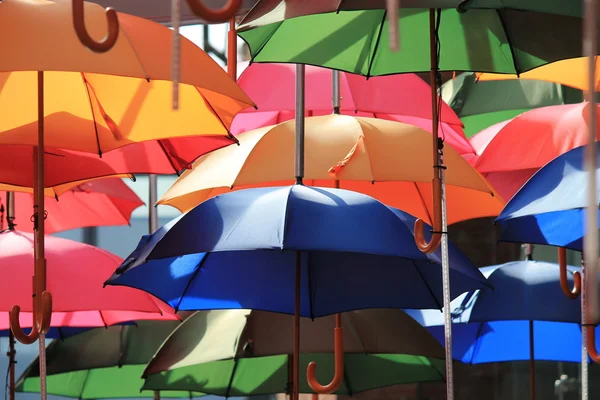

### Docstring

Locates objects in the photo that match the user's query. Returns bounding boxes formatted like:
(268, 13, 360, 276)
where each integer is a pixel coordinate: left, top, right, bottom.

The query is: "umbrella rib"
(413, 183, 434, 225)
(194, 88, 238, 143)
(80, 73, 103, 156)
(365, 11, 387, 79)
(468, 321, 487, 365)
(113, 25, 150, 79)
(411, 260, 443, 310)
(494, 10, 521, 75)
(174, 254, 211, 313)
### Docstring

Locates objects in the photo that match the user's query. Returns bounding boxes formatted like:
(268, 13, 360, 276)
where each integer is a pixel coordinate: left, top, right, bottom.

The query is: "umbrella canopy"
(442, 72, 584, 138)
(232, 62, 475, 161)
(471, 102, 597, 200)
(16, 320, 204, 399)
(495, 142, 600, 251)
(0, 0, 254, 163)
(142, 309, 445, 395)
(476, 57, 600, 91)
(107, 185, 490, 317)
(158, 115, 503, 224)
(0, 230, 178, 329)
(237, 4, 592, 76)
(406, 261, 600, 363)
(0, 178, 143, 234)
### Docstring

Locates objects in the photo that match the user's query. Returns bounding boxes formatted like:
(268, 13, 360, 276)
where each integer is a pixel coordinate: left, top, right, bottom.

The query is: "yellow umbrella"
(0, 0, 254, 366)
(476, 57, 600, 91)
(159, 114, 505, 226)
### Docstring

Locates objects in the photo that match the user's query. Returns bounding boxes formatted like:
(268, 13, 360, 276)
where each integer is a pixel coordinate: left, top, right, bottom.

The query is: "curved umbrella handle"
(414, 175, 442, 254)
(587, 325, 600, 363)
(306, 314, 344, 394)
(558, 247, 581, 299)
(9, 291, 52, 344)
(72, 0, 119, 53)
(185, 0, 242, 23)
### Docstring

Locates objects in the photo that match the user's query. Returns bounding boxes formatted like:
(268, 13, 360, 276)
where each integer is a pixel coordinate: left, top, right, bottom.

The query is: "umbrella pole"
(228, 18, 237, 80)
(7, 330, 15, 400)
(171, 0, 181, 109)
(581, 255, 588, 400)
(332, 70, 340, 115)
(528, 320, 535, 400)
(428, 9, 454, 400)
(292, 63, 305, 400)
(149, 175, 159, 234)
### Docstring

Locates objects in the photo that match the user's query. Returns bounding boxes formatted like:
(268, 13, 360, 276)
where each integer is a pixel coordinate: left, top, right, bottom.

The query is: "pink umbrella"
(471, 102, 598, 200)
(232, 62, 476, 163)
(0, 230, 178, 333)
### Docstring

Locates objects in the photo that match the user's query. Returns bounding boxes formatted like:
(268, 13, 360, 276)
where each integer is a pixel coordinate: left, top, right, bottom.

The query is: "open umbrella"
(0, 178, 143, 234)
(15, 320, 203, 399)
(406, 261, 599, 400)
(441, 72, 584, 138)
(231, 62, 475, 161)
(157, 115, 502, 225)
(471, 102, 598, 200)
(0, 5, 254, 392)
(142, 309, 446, 395)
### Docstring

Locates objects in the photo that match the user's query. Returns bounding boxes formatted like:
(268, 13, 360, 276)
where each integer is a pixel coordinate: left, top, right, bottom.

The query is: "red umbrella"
(0, 230, 178, 327)
(231, 62, 477, 163)
(471, 102, 599, 200)
(0, 178, 143, 234)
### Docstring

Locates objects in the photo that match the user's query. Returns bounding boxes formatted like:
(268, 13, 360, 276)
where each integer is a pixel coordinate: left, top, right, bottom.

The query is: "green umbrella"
(441, 72, 584, 137)
(142, 309, 445, 396)
(16, 321, 204, 399)
(238, 6, 591, 76)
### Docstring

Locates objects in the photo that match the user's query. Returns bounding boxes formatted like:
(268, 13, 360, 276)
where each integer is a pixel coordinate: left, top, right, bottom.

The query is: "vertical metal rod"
(7, 331, 15, 400)
(332, 70, 340, 114)
(581, 255, 589, 400)
(6, 192, 15, 229)
(293, 252, 301, 400)
(227, 19, 237, 80)
(154, 391, 160, 400)
(295, 64, 305, 184)
(36, 70, 48, 400)
(82, 227, 98, 246)
(171, 0, 181, 110)
(582, 0, 598, 398)
(149, 174, 159, 234)
(529, 320, 535, 400)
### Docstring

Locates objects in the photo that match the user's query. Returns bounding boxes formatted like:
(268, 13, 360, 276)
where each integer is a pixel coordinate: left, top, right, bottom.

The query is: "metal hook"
(185, 0, 242, 23)
(558, 247, 581, 299)
(72, 0, 119, 53)
(9, 291, 52, 345)
(414, 174, 442, 254)
(306, 314, 344, 394)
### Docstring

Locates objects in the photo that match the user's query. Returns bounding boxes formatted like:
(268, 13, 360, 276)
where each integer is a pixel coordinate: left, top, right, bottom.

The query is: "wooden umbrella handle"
(414, 175, 442, 254)
(185, 0, 242, 23)
(9, 291, 52, 344)
(306, 314, 344, 394)
(587, 325, 600, 363)
(72, 0, 119, 53)
(558, 247, 581, 299)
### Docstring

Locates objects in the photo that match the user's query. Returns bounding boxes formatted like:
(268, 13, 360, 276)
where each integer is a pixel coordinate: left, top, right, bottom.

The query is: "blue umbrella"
(405, 261, 599, 400)
(496, 142, 600, 252)
(105, 185, 489, 317)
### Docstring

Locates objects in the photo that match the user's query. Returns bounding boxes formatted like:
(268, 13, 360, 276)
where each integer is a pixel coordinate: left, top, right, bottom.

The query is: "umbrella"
(476, 57, 600, 91)
(0, 1, 254, 376)
(0, 178, 143, 234)
(471, 102, 597, 200)
(142, 309, 446, 396)
(15, 320, 204, 399)
(406, 261, 599, 400)
(441, 72, 584, 138)
(157, 115, 503, 225)
(231, 62, 475, 162)
(107, 184, 490, 316)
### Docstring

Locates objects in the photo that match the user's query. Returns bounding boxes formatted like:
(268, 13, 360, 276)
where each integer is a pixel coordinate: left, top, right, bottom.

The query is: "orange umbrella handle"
(185, 0, 242, 23)
(558, 247, 581, 299)
(9, 291, 52, 345)
(414, 175, 442, 254)
(306, 314, 344, 394)
(72, 0, 119, 53)
(587, 325, 600, 362)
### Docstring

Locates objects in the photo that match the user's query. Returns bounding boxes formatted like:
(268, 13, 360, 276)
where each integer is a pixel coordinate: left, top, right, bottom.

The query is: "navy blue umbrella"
(105, 185, 489, 317)
(496, 142, 600, 252)
(406, 261, 599, 400)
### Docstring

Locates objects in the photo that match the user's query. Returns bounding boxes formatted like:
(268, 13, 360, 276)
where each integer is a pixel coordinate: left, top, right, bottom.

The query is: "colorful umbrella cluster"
(0, 2, 598, 400)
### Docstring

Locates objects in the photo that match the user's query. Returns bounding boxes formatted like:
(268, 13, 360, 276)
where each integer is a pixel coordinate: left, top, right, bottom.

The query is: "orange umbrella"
(159, 115, 504, 226)
(0, 178, 143, 234)
(0, 0, 254, 367)
(476, 57, 600, 92)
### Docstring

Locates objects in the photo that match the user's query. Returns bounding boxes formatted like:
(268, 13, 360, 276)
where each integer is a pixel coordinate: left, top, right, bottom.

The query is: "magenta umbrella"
(231, 62, 476, 163)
